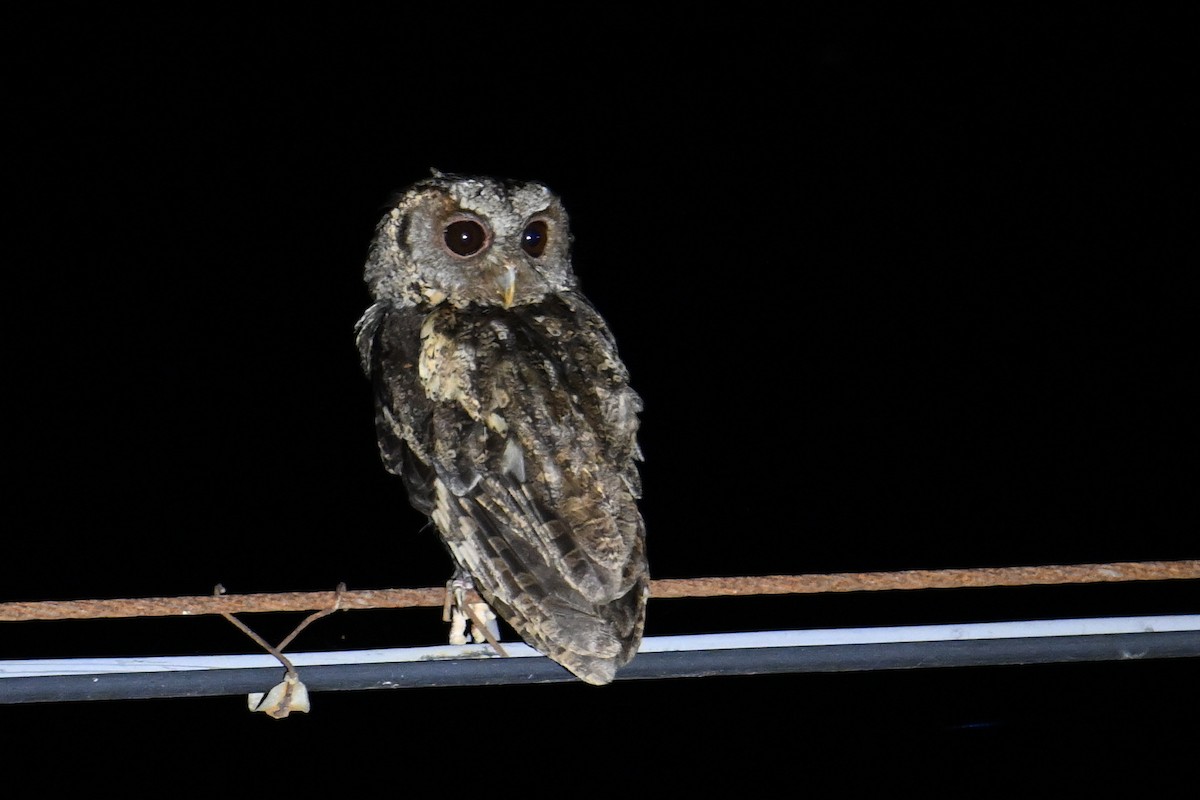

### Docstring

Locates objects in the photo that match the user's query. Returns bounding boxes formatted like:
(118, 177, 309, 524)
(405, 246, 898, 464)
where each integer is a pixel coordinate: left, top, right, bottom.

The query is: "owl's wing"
(358, 297, 648, 685)
(356, 302, 438, 515)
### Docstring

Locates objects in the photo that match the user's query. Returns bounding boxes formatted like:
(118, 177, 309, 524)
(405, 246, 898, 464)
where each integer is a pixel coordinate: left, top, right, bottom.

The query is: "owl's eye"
(521, 220, 549, 257)
(444, 219, 488, 257)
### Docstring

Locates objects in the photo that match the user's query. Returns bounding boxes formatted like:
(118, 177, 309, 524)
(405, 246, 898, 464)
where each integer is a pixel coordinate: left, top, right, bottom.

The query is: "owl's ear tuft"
(430, 167, 444, 178)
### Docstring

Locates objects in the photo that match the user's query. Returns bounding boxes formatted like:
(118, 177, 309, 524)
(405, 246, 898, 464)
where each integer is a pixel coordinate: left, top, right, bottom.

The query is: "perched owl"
(355, 173, 648, 685)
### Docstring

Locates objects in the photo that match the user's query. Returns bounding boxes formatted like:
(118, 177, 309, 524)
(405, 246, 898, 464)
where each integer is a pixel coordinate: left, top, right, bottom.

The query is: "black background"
(2, 8, 1195, 780)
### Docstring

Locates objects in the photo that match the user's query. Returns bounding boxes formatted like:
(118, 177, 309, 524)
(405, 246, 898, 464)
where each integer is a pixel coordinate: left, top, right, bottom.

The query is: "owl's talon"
(442, 573, 474, 621)
(442, 575, 505, 654)
(447, 605, 470, 645)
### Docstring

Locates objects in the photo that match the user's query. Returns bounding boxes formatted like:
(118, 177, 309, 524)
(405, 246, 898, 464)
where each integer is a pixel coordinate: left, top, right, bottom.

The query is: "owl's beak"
(500, 264, 517, 309)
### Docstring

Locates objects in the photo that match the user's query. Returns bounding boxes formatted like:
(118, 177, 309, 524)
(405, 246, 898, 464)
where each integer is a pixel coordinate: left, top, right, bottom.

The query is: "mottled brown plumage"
(355, 173, 647, 684)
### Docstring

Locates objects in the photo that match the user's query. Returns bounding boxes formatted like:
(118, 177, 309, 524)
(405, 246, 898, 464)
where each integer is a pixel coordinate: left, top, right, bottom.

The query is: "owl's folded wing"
(358, 298, 647, 683)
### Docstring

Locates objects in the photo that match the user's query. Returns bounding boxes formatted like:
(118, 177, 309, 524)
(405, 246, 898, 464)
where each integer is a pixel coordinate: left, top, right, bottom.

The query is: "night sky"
(3, 9, 1195, 779)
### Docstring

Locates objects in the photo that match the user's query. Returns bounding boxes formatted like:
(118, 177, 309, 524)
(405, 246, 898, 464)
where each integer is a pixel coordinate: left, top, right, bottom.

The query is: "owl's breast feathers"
(356, 293, 647, 684)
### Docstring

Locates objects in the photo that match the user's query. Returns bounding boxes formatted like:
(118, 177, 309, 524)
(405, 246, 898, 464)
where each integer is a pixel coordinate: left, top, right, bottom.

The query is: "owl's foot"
(443, 574, 506, 655)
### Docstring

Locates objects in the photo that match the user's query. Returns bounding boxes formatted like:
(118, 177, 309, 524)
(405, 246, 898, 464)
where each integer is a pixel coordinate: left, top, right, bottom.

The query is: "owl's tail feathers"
(567, 655, 620, 686)
(479, 570, 647, 685)
(447, 480, 649, 685)
(546, 576, 649, 686)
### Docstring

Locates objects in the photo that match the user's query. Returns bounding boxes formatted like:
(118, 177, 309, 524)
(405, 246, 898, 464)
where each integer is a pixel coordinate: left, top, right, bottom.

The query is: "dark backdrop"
(2, 8, 1195, 779)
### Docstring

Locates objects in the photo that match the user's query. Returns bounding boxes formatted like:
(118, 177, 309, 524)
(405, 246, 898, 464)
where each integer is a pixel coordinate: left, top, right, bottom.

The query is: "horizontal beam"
(2, 615, 1196, 704)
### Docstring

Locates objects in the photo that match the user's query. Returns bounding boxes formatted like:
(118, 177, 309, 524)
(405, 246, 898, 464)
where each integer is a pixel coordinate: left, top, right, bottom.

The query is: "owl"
(355, 173, 648, 685)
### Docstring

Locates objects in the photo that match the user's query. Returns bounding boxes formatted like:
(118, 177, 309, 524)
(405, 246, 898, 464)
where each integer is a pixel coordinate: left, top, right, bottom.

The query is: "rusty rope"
(0, 560, 1195, 623)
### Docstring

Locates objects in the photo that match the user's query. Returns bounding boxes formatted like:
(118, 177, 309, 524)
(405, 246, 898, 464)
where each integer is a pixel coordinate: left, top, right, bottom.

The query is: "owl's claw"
(441, 575, 468, 624)
(443, 574, 506, 655)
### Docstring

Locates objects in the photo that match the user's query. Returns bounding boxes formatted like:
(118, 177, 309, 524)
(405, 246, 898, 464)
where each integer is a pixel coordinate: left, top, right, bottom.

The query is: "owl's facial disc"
(430, 202, 562, 308)
(364, 177, 577, 309)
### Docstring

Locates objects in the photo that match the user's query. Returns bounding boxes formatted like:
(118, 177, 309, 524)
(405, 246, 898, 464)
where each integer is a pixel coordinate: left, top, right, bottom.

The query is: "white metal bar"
(3, 614, 1196, 679)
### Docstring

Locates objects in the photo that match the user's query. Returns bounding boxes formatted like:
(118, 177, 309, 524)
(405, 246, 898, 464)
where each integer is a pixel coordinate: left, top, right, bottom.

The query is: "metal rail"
(3, 615, 1196, 705)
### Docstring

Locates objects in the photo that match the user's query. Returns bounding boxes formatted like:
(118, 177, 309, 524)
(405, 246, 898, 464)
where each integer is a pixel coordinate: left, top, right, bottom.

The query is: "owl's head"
(364, 173, 577, 309)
